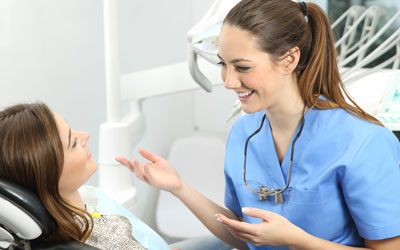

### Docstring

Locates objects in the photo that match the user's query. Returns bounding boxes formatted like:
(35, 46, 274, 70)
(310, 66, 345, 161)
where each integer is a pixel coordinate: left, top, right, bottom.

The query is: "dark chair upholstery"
(0, 179, 100, 250)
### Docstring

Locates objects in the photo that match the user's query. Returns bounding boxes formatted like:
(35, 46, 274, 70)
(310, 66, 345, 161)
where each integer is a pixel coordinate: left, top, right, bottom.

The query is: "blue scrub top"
(224, 108, 400, 250)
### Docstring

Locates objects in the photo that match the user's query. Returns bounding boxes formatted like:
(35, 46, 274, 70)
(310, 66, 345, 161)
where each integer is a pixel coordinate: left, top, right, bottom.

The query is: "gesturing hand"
(215, 207, 306, 248)
(115, 148, 183, 193)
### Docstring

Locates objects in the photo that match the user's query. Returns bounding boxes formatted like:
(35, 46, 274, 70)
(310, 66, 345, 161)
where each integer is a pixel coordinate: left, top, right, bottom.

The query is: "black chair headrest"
(0, 178, 54, 237)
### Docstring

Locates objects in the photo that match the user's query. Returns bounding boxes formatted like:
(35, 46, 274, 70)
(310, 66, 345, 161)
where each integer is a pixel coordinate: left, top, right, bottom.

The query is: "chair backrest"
(0, 178, 53, 249)
(0, 179, 100, 250)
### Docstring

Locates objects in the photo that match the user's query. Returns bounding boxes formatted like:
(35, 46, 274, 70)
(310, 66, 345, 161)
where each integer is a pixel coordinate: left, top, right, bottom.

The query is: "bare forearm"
(172, 180, 249, 250)
(290, 232, 372, 250)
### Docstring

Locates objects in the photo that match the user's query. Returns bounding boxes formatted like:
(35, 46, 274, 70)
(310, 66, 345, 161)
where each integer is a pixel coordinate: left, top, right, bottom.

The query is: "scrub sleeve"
(342, 126, 400, 240)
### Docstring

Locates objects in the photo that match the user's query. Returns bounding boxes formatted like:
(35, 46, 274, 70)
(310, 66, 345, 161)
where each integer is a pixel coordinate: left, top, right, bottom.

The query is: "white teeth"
(238, 91, 254, 97)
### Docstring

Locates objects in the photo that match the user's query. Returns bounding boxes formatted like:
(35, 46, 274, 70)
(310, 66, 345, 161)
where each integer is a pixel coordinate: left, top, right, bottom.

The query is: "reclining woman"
(0, 102, 160, 249)
(0, 103, 176, 250)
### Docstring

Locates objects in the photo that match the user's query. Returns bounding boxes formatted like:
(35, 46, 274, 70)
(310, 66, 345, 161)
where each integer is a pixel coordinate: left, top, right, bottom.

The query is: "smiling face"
(54, 112, 97, 196)
(218, 25, 296, 114)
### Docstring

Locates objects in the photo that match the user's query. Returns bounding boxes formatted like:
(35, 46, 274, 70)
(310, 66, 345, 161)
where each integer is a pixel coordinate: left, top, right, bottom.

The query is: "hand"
(215, 207, 306, 248)
(115, 148, 183, 193)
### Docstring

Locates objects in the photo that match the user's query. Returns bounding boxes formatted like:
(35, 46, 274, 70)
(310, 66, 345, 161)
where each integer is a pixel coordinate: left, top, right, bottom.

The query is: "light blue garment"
(224, 108, 400, 250)
(93, 188, 232, 250)
(95, 189, 170, 250)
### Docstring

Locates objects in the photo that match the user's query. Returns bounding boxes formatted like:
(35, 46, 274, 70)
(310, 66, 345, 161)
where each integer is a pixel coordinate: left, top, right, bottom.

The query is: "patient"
(0, 103, 167, 250)
(0, 102, 232, 250)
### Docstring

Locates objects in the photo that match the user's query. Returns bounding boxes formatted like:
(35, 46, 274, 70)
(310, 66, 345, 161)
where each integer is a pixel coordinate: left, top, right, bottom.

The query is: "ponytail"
(300, 2, 382, 126)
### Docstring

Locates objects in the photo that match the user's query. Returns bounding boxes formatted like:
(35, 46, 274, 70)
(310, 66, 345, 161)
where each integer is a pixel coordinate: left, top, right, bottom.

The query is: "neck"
(265, 97, 305, 134)
(61, 190, 85, 210)
(264, 73, 306, 132)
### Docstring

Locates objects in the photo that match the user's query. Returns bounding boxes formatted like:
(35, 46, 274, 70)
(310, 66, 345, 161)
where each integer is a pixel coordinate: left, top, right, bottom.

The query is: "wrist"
(171, 179, 187, 198)
(286, 228, 315, 250)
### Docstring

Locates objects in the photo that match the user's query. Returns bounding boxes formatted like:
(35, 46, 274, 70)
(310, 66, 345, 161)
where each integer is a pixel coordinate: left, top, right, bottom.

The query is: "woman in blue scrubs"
(117, 0, 400, 249)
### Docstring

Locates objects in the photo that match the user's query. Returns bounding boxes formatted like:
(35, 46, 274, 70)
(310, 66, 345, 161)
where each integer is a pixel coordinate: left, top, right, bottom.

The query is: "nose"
(222, 66, 240, 89)
(79, 131, 90, 145)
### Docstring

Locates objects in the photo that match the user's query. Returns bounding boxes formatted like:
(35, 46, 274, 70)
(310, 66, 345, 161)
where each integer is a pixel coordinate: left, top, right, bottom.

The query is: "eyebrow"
(67, 128, 71, 149)
(217, 54, 253, 63)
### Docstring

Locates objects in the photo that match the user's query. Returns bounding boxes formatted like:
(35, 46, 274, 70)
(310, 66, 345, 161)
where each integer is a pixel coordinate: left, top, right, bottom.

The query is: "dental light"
(187, 0, 240, 93)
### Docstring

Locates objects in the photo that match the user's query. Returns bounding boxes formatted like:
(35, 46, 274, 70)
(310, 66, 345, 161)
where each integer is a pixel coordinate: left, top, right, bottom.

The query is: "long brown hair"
(0, 103, 93, 242)
(224, 0, 382, 126)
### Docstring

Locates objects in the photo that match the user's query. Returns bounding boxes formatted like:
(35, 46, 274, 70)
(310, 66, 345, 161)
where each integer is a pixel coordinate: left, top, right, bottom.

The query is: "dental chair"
(333, 6, 386, 64)
(0, 179, 100, 250)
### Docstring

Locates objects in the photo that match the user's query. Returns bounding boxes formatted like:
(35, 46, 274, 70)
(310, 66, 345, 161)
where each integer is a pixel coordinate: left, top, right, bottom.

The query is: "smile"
(237, 90, 255, 101)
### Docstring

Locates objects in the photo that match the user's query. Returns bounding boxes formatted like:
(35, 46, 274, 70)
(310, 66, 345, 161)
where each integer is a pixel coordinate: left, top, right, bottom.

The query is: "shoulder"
(310, 108, 400, 158)
(312, 108, 395, 141)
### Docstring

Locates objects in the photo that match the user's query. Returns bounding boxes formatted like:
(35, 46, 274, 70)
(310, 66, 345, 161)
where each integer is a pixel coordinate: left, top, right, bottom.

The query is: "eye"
(72, 138, 78, 148)
(236, 66, 250, 72)
(217, 61, 226, 67)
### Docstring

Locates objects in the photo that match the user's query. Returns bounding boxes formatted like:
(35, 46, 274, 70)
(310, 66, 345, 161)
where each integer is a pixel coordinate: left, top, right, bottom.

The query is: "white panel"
(0, 199, 42, 240)
(156, 136, 226, 238)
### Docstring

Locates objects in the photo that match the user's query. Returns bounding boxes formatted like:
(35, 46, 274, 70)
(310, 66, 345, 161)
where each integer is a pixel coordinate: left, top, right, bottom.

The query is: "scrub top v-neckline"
(257, 111, 312, 189)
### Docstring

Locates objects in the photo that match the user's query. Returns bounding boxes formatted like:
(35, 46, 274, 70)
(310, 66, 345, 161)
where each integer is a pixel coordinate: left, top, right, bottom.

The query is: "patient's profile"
(0, 103, 149, 249)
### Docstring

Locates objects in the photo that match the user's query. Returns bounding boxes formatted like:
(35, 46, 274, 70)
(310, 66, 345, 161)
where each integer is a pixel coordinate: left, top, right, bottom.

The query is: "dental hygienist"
(117, 0, 400, 249)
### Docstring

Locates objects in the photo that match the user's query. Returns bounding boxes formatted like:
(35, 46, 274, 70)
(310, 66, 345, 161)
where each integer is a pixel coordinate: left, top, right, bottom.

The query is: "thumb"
(138, 148, 162, 163)
(242, 207, 274, 221)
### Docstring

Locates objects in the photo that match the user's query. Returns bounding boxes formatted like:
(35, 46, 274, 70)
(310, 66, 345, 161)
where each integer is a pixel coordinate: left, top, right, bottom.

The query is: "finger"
(216, 213, 254, 233)
(215, 215, 254, 242)
(241, 207, 274, 221)
(115, 157, 135, 171)
(138, 148, 163, 163)
(142, 162, 155, 182)
(132, 158, 148, 182)
(228, 227, 254, 243)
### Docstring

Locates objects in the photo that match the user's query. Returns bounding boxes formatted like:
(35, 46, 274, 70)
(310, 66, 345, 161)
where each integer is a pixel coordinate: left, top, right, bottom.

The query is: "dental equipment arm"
(99, 0, 140, 210)
(187, 0, 240, 92)
(335, 6, 386, 63)
(104, 0, 121, 123)
(333, 5, 366, 60)
(355, 7, 386, 63)
(331, 5, 365, 30)
(339, 11, 400, 69)
(342, 25, 400, 85)
(336, 6, 385, 63)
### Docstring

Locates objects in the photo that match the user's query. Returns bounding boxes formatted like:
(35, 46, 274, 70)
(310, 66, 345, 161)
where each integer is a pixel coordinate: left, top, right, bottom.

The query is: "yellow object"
(91, 212, 102, 218)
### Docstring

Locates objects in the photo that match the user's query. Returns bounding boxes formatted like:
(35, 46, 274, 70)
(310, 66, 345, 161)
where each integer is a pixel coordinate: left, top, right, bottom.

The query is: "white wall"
(0, 0, 214, 185)
(0, 0, 106, 183)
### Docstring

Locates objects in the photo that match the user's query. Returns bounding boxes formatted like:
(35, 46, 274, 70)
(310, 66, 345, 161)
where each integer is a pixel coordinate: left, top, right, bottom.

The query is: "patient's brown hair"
(0, 103, 93, 242)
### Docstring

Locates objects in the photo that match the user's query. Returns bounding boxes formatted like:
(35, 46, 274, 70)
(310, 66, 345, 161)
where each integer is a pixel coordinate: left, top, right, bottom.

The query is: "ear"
(279, 47, 300, 75)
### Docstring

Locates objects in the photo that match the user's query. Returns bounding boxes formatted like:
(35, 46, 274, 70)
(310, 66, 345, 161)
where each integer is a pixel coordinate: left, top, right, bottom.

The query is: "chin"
(87, 161, 98, 173)
(241, 105, 262, 114)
